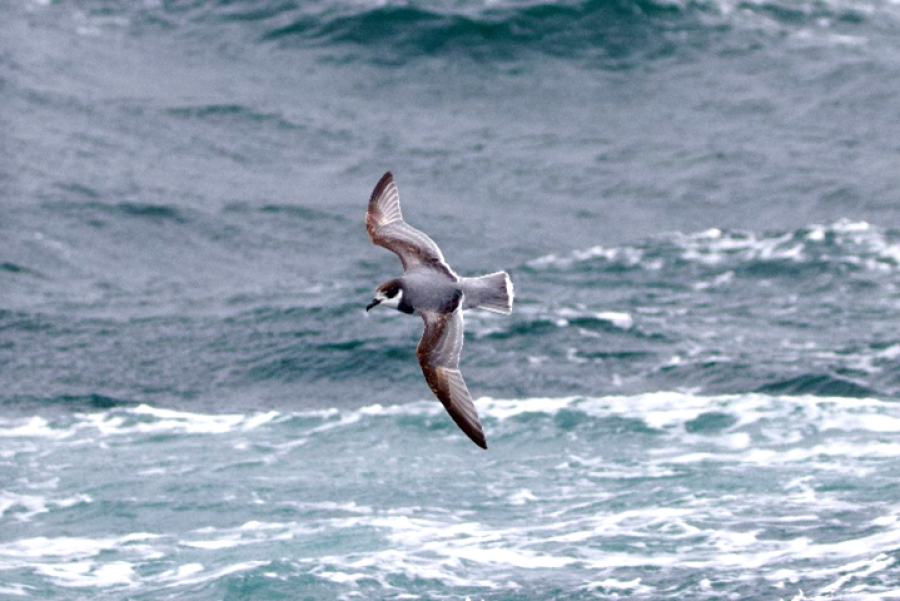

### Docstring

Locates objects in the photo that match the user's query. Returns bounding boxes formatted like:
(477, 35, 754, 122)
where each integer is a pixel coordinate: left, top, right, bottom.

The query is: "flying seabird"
(365, 172, 514, 449)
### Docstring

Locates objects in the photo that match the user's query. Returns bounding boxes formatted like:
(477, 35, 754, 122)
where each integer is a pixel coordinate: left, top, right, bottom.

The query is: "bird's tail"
(461, 271, 514, 314)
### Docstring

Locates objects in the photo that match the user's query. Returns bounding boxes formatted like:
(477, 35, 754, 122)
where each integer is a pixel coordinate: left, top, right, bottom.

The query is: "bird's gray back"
(403, 269, 461, 313)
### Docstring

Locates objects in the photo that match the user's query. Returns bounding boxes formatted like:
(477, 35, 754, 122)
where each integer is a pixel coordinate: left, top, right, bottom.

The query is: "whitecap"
(154, 562, 204, 581)
(0, 416, 70, 440)
(0, 493, 49, 522)
(0, 492, 91, 523)
(818, 554, 894, 595)
(178, 520, 312, 553)
(508, 489, 538, 505)
(0, 533, 159, 560)
(0, 583, 30, 597)
(149, 561, 268, 588)
(32, 560, 136, 588)
(526, 244, 644, 269)
(582, 577, 654, 595)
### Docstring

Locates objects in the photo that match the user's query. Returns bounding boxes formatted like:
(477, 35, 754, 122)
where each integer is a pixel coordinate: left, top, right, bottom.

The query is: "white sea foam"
(180, 520, 310, 551)
(273, 393, 900, 596)
(556, 307, 634, 330)
(304, 513, 580, 589)
(0, 416, 70, 439)
(582, 577, 654, 595)
(153, 562, 204, 582)
(4, 393, 900, 599)
(817, 554, 895, 595)
(0, 533, 163, 590)
(125, 404, 279, 434)
(0, 583, 30, 597)
(182, 539, 242, 550)
(0, 405, 282, 443)
(677, 228, 806, 265)
(37, 560, 137, 588)
(508, 489, 538, 505)
(0, 493, 51, 522)
(0, 533, 159, 560)
(475, 392, 900, 438)
(558, 454, 680, 480)
(5, 392, 899, 455)
(527, 245, 644, 269)
(526, 220, 900, 278)
(149, 560, 268, 588)
(287, 500, 374, 514)
(0, 528, 266, 590)
(194, 391, 900, 458)
(0, 492, 91, 522)
(477, 392, 742, 432)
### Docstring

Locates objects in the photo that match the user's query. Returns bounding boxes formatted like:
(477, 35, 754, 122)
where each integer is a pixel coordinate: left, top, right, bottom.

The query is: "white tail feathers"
(461, 271, 514, 314)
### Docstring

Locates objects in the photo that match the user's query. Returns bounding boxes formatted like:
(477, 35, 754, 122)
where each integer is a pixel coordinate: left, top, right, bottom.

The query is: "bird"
(365, 172, 514, 449)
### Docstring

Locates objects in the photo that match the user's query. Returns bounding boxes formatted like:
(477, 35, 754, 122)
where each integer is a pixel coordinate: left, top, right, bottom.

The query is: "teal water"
(3, 0, 900, 598)
(4, 394, 900, 599)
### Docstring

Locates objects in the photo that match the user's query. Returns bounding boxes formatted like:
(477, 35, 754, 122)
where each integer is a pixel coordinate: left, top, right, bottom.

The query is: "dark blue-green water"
(4, 0, 900, 599)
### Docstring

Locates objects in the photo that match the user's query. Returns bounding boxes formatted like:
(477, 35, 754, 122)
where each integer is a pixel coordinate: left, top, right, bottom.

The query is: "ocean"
(3, 0, 900, 598)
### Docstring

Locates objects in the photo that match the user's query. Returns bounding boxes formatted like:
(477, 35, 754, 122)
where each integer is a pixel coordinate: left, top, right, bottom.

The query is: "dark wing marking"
(416, 301, 487, 449)
(366, 172, 457, 280)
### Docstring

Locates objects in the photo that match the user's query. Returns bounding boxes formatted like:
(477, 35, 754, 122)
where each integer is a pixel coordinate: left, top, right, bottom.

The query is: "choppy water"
(4, 395, 900, 599)
(4, 0, 900, 598)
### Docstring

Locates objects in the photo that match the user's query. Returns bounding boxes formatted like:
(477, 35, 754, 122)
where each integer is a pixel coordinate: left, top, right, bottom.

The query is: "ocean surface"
(3, 0, 900, 599)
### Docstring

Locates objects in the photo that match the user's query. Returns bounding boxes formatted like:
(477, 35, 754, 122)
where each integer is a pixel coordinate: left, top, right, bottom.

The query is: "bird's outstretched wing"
(416, 298, 486, 449)
(367, 172, 457, 280)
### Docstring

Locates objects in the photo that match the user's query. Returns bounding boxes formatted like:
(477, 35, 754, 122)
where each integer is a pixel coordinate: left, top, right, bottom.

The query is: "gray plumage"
(365, 172, 514, 449)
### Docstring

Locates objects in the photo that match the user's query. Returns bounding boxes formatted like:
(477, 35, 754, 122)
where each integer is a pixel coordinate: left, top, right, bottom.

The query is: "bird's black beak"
(366, 299, 380, 312)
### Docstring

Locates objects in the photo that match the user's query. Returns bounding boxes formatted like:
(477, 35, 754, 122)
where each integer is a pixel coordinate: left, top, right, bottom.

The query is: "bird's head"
(366, 279, 405, 312)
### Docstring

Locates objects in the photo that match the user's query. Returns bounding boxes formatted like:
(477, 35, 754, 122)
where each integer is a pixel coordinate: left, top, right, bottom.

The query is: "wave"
(41, 0, 894, 64)
(5, 394, 900, 599)
(495, 220, 900, 400)
(5, 220, 898, 410)
(3, 392, 897, 443)
(754, 372, 879, 398)
(526, 220, 900, 284)
(1, 262, 29, 274)
(254, 0, 893, 59)
(260, 0, 680, 63)
(0, 527, 264, 590)
(165, 103, 304, 131)
(43, 200, 187, 224)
